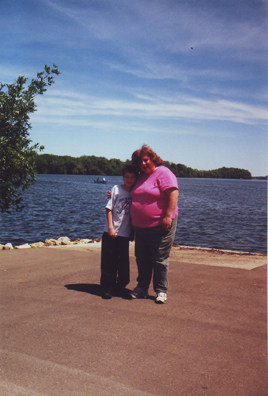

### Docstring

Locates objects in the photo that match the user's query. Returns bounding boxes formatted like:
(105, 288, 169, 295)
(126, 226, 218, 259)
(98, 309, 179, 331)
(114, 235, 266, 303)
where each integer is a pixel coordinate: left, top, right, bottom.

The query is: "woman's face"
(139, 155, 156, 174)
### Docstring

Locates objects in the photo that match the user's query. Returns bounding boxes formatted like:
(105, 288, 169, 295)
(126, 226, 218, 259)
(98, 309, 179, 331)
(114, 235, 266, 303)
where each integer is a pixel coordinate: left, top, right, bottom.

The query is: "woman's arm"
(162, 187, 179, 230)
(106, 208, 117, 238)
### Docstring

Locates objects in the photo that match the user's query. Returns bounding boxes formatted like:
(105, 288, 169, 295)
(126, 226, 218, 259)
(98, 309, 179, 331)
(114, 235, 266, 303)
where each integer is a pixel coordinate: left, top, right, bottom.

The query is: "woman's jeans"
(134, 216, 178, 293)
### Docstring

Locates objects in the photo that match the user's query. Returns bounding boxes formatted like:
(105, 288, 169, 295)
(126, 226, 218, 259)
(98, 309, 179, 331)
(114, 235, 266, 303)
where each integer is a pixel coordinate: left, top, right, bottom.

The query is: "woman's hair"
(131, 145, 163, 171)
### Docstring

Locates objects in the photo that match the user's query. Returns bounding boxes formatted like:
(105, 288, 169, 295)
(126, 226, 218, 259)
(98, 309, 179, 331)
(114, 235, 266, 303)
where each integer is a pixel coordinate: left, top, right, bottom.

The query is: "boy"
(100, 164, 138, 299)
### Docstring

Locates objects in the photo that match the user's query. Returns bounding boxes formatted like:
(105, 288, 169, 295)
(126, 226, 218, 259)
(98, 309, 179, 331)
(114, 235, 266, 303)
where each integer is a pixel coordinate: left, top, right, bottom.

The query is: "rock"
(3, 243, 13, 250)
(30, 242, 45, 248)
(0, 237, 101, 250)
(44, 239, 57, 246)
(15, 244, 31, 249)
(57, 237, 72, 245)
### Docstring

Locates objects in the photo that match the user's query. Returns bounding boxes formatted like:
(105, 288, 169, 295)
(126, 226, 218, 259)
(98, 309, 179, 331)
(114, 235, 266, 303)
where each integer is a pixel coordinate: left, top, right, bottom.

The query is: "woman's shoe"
(130, 286, 148, 299)
(155, 292, 167, 304)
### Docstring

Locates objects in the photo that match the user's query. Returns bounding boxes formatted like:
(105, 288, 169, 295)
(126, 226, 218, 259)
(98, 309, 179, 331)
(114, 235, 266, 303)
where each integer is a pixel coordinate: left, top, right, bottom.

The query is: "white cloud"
(32, 88, 268, 126)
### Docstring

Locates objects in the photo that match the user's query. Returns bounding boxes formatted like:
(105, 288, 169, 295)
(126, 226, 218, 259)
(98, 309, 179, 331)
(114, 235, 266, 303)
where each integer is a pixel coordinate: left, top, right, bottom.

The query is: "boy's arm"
(106, 208, 117, 238)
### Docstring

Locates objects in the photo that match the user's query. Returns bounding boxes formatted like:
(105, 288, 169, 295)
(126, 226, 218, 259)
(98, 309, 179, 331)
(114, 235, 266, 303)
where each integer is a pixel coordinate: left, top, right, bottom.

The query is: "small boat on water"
(94, 177, 107, 184)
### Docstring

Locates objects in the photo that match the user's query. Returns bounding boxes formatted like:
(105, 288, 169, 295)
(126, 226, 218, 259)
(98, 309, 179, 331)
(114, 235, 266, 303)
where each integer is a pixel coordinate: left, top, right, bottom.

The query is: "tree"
(0, 64, 61, 212)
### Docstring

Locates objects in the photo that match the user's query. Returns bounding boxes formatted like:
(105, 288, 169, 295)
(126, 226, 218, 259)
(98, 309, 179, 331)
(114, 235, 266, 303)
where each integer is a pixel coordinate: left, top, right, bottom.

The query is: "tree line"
(35, 154, 252, 179)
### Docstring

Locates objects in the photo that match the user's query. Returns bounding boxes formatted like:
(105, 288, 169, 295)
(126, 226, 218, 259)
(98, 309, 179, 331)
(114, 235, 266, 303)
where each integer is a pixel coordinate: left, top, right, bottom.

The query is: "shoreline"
(1, 237, 266, 270)
(0, 236, 267, 256)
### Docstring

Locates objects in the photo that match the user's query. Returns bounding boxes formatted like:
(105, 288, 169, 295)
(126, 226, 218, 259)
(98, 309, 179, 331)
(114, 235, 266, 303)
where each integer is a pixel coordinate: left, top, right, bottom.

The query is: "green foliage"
(0, 65, 61, 212)
(170, 163, 252, 179)
(35, 154, 252, 180)
(35, 154, 125, 176)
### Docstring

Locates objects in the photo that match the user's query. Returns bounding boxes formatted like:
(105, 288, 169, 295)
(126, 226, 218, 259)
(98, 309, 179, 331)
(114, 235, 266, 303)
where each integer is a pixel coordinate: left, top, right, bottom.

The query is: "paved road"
(1, 247, 267, 396)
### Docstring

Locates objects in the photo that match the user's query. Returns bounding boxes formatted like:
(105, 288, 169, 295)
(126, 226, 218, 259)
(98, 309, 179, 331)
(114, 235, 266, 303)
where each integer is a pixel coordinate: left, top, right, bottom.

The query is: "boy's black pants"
(100, 232, 130, 291)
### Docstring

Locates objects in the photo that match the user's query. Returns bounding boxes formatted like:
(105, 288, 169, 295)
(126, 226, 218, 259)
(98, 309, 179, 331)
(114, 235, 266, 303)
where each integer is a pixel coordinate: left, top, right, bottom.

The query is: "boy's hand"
(108, 227, 117, 238)
(107, 191, 111, 201)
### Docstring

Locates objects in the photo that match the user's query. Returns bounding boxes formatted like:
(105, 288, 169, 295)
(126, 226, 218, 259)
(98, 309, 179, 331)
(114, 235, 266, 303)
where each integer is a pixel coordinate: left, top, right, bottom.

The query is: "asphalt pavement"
(0, 246, 267, 396)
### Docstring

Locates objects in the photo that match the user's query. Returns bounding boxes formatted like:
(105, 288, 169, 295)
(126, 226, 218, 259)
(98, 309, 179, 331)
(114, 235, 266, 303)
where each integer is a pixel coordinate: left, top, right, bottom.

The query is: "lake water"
(0, 175, 267, 254)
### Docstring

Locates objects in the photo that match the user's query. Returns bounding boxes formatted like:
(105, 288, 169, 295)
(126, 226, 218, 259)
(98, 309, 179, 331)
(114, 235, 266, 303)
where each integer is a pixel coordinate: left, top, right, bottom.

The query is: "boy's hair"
(122, 164, 139, 177)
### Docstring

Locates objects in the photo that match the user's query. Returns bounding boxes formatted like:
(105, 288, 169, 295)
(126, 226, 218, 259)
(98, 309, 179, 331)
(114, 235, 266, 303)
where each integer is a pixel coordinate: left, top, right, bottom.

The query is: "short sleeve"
(157, 167, 179, 192)
(105, 186, 117, 210)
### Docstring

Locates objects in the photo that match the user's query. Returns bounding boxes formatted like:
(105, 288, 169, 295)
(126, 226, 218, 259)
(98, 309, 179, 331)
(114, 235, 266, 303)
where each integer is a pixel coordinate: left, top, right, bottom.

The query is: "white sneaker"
(155, 292, 167, 304)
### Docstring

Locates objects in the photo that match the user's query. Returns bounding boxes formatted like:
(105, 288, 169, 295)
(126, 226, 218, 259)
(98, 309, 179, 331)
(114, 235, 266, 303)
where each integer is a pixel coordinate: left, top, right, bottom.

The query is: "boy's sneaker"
(115, 287, 131, 299)
(102, 290, 112, 299)
(130, 286, 148, 299)
(155, 292, 167, 304)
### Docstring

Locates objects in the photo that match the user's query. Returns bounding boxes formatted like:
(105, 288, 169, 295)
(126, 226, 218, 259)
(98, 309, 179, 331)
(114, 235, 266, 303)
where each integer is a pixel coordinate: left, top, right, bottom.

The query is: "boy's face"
(123, 172, 136, 188)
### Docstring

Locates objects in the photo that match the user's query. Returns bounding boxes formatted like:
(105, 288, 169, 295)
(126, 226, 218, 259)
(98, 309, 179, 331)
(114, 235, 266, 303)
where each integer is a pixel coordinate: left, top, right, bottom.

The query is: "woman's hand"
(162, 215, 172, 231)
(107, 191, 111, 201)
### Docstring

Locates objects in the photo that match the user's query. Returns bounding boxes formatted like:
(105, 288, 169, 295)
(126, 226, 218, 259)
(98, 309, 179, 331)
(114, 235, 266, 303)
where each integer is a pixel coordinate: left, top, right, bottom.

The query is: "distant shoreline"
(36, 173, 268, 180)
(34, 153, 257, 179)
(252, 176, 268, 180)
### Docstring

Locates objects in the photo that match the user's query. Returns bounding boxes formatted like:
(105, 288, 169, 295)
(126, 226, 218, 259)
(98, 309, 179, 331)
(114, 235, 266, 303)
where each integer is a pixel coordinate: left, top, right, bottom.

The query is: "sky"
(1, 0, 268, 176)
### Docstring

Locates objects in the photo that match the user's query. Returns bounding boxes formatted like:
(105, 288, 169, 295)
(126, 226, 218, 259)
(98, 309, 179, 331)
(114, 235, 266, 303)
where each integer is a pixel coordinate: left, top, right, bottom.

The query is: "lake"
(0, 175, 267, 254)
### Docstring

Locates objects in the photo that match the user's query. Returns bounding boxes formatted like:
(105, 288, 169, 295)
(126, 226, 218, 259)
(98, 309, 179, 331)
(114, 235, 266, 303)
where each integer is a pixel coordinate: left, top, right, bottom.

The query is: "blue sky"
(1, 0, 267, 176)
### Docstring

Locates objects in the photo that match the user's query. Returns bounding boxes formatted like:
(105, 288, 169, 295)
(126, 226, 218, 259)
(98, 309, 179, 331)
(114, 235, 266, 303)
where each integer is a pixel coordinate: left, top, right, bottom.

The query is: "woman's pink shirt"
(130, 166, 179, 228)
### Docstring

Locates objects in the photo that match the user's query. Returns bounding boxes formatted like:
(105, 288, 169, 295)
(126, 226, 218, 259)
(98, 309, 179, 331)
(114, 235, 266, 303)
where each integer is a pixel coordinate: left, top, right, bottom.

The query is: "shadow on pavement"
(65, 283, 102, 297)
(64, 284, 156, 301)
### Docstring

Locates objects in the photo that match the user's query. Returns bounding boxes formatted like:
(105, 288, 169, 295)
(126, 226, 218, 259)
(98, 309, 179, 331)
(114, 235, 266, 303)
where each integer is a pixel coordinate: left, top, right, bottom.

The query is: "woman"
(130, 145, 179, 304)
